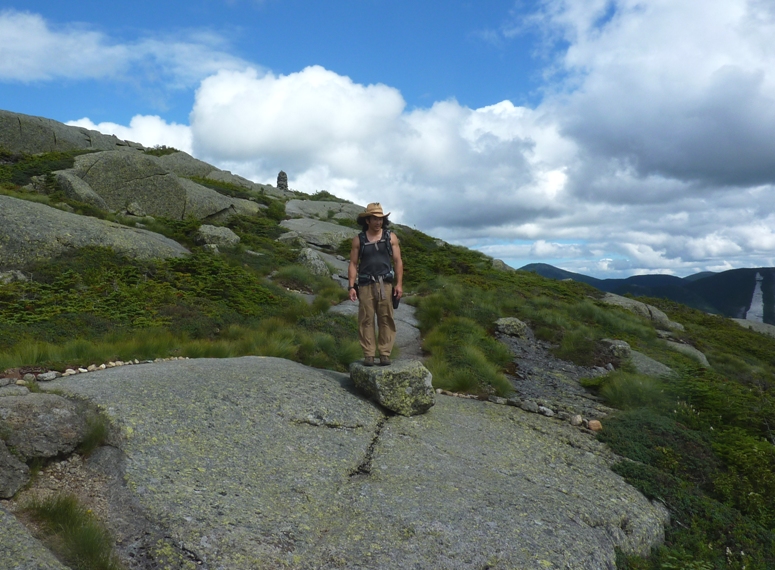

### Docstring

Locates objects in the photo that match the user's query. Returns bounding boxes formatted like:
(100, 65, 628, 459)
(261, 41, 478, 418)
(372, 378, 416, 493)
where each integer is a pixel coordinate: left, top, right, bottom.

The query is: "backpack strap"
(383, 229, 393, 258)
(358, 229, 393, 259)
(358, 231, 367, 260)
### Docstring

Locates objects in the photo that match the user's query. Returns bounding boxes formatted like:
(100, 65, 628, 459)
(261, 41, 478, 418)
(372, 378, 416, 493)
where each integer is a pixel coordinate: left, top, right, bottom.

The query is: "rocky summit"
(0, 108, 689, 569)
(0, 357, 669, 570)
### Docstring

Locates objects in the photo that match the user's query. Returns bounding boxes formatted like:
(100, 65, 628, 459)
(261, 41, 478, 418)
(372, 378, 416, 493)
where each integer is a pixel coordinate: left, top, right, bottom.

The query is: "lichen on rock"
(350, 359, 435, 416)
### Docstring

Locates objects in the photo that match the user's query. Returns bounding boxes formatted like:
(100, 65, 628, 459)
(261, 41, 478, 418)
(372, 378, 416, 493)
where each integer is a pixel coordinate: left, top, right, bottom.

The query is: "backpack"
(357, 229, 394, 284)
(358, 229, 393, 260)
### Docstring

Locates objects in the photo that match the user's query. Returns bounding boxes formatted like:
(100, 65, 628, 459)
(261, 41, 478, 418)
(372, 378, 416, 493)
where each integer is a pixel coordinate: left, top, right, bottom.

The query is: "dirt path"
(330, 298, 423, 361)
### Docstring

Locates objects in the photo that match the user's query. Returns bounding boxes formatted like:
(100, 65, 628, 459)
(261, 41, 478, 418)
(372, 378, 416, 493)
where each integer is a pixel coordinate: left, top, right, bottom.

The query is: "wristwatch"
(348, 285, 355, 290)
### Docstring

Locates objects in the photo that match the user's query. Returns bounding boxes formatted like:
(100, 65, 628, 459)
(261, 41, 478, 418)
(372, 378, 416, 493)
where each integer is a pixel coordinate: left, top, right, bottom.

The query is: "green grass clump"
(423, 316, 513, 396)
(0, 310, 362, 373)
(273, 265, 323, 293)
(23, 494, 123, 570)
(78, 414, 112, 457)
(582, 370, 669, 410)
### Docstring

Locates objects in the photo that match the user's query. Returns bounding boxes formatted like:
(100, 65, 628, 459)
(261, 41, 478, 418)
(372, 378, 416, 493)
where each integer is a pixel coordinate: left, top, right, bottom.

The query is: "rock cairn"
(277, 170, 288, 192)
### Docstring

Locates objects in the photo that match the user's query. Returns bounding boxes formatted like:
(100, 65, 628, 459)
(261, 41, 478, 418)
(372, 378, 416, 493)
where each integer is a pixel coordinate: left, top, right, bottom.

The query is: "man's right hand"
(349, 287, 358, 302)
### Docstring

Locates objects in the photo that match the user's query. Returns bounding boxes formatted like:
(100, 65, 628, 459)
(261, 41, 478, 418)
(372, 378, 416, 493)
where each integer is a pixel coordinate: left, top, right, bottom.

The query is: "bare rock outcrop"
(297, 247, 330, 276)
(155, 151, 218, 178)
(0, 195, 189, 269)
(207, 169, 292, 199)
(600, 292, 684, 331)
(665, 340, 710, 367)
(731, 318, 775, 338)
(70, 151, 188, 219)
(0, 394, 88, 461)
(285, 199, 363, 221)
(0, 109, 144, 154)
(51, 170, 110, 210)
(21, 356, 669, 569)
(630, 351, 677, 378)
(495, 317, 530, 338)
(45, 152, 262, 222)
(195, 225, 240, 247)
(0, 440, 29, 499)
(280, 218, 359, 250)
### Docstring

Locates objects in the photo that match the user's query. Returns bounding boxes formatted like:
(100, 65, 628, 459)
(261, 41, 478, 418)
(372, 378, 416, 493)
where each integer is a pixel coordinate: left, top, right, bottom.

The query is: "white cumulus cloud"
(189, 66, 573, 235)
(0, 9, 249, 88)
(30, 0, 775, 278)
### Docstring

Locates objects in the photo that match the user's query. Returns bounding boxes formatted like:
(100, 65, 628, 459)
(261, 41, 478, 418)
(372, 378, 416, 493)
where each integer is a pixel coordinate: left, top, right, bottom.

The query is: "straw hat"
(357, 203, 390, 219)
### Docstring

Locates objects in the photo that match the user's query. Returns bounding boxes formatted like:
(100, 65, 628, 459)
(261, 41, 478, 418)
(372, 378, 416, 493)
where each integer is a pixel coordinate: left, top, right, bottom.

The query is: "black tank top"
(358, 231, 392, 281)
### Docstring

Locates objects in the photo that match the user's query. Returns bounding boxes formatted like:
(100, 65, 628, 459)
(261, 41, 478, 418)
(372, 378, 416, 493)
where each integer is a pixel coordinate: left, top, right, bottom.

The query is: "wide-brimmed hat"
(357, 203, 390, 219)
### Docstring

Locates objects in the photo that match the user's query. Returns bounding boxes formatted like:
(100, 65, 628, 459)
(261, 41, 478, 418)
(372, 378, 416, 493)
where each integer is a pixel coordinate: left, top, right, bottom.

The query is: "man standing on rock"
(348, 203, 403, 366)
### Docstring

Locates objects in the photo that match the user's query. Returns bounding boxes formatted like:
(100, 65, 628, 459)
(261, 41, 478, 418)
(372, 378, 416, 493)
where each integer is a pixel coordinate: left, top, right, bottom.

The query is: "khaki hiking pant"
(358, 282, 396, 357)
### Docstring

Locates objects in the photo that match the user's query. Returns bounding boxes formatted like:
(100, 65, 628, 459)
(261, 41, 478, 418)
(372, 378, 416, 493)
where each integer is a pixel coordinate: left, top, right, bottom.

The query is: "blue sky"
(2, 0, 775, 278)
(3, 1, 545, 123)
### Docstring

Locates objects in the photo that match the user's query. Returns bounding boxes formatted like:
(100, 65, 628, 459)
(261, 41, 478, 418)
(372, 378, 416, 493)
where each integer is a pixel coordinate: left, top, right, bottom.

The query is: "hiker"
(348, 203, 403, 366)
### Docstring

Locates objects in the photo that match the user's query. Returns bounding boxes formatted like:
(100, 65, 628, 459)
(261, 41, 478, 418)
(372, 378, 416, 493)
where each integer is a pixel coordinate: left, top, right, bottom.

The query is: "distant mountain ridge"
(520, 263, 775, 325)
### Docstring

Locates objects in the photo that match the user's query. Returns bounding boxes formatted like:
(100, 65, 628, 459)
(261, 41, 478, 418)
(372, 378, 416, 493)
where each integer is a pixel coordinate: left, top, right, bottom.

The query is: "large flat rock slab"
(308, 397, 667, 569)
(285, 199, 364, 221)
(0, 109, 143, 154)
(731, 318, 775, 339)
(280, 218, 359, 249)
(39, 357, 668, 569)
(600, 293, 684, 331)
(0, 195, 189, 269)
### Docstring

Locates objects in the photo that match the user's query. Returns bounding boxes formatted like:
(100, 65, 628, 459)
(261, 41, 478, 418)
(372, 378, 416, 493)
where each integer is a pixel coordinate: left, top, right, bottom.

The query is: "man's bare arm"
(348, 235, 360, 301)
(391, 232, 403, 299)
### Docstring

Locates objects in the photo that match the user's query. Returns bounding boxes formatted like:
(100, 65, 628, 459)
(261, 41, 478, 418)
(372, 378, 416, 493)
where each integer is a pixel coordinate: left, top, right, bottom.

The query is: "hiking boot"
(363, 356, 375, 366)
(379, 355, 391, 366)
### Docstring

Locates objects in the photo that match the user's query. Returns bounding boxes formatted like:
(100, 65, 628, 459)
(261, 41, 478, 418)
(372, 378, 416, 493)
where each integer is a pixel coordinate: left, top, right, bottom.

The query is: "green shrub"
(0, 149, 94, 187)
(600, 400, 775, 569)
(273, 265, 321, 293)
(143, 145, 179, 156)
(613, 460, 774, 569)
(710, 428, 775, 528)
(266, 200, 286, 221)
(598, 408, 723, 485)
(304, 190, 350, 203)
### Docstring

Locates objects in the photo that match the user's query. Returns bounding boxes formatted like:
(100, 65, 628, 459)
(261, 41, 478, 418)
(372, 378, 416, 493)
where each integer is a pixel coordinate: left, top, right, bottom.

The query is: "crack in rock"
(348, 416, 387, 478)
